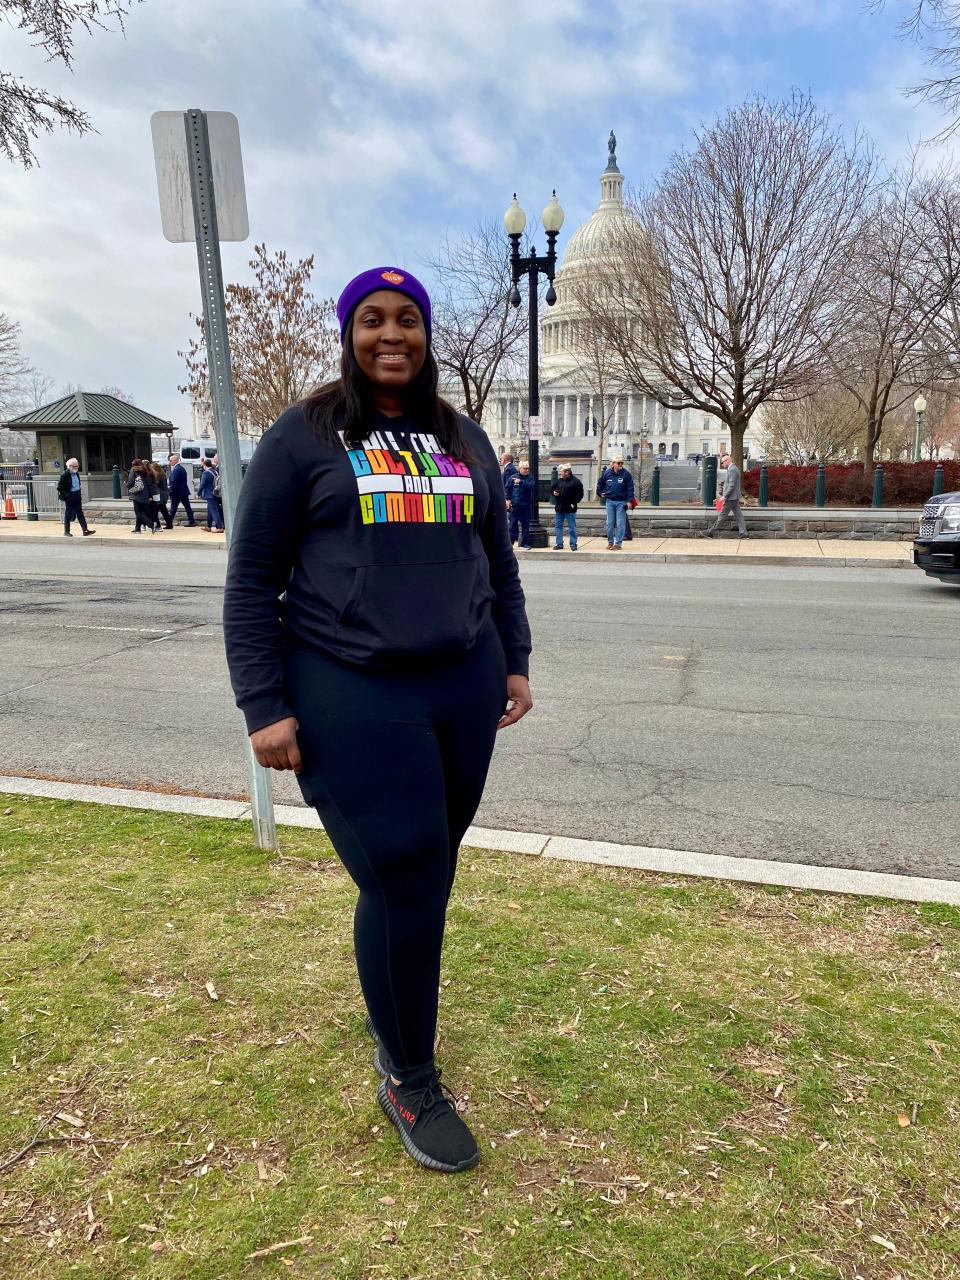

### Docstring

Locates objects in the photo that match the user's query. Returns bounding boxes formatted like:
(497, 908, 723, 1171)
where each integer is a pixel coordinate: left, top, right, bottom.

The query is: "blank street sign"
(150, 110, 249, 243)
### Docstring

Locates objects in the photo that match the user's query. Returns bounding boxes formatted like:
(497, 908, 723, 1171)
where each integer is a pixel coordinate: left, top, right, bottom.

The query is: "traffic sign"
(151, 110, 249, 243)
(528, 415, 542, 440)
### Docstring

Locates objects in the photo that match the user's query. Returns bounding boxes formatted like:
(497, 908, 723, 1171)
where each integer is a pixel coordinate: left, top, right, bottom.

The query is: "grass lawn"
(1, 797, 959, 1280)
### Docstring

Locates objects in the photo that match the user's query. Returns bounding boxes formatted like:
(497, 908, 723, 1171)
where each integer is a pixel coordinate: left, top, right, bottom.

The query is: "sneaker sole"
(373, 1046, 390, 1079)
(376, 1080, 479, 1174)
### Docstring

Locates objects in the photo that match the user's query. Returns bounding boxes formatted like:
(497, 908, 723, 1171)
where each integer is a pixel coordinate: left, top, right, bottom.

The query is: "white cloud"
(1, 0, 955, 428)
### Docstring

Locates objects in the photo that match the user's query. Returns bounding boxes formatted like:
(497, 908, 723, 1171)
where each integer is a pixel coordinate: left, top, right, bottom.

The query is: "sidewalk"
(0, 520, 227, 550)
(518, 534, 914, 568)
(0, 520, 916, 567)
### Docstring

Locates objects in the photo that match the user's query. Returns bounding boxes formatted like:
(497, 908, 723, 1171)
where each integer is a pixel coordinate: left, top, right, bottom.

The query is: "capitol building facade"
(465, 137, 759, 487)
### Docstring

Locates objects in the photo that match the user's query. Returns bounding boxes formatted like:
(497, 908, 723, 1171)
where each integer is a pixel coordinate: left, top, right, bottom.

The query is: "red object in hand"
(715, 497, 724, 512)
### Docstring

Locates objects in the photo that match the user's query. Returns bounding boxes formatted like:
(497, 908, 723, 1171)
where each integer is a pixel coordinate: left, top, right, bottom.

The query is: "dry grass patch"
(1, 797, 959, 1279)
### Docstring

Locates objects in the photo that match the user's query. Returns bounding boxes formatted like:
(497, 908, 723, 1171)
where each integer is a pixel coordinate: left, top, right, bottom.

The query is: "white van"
(167, 438, 255, 491)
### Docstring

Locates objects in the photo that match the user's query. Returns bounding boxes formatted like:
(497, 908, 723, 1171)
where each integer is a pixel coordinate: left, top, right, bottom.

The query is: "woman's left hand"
(498, 675, 533, 731)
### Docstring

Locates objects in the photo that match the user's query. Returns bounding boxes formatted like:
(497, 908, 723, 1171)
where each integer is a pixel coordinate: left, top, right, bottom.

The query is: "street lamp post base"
(525, 523, 550, 549)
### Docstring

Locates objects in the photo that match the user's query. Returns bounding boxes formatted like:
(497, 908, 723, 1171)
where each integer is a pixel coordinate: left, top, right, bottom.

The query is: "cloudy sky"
(0, 0, 953, 427)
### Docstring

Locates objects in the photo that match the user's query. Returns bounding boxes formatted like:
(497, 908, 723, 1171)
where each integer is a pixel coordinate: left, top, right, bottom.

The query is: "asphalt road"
(2, 540, 958, 880)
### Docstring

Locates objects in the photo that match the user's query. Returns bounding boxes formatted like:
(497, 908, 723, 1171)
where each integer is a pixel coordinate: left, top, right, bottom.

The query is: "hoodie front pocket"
(335, 557, 493, 660)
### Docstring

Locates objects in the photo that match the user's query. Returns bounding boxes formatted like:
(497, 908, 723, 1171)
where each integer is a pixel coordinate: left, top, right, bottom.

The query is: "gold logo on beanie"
(381, 270, 405, 284)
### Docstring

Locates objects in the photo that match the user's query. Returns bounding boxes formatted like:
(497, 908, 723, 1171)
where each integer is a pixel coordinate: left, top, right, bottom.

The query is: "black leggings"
(285, 622, 507, 1078)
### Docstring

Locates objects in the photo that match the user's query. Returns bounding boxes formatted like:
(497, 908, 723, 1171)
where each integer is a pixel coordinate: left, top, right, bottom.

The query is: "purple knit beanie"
(336, 267, 432, 343)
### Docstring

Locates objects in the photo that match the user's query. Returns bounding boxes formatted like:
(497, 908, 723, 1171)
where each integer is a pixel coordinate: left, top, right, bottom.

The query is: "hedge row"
(741, 461, 960, 506)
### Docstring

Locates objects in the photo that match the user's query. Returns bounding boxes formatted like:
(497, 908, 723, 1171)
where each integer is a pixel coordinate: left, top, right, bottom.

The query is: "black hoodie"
(223, 404, 532, 734)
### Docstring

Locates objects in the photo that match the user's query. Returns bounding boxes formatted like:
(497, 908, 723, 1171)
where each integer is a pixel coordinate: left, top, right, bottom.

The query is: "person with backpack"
(149, 462, 173, 530)
(127, 459, 156, 533)
(198, 459, 224, 532)
(551, 463, 584, 550)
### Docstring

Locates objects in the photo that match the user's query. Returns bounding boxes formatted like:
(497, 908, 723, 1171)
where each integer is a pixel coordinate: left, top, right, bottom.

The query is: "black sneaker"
(82, 529, 96, 536)
(377, 1071, 479, 1173)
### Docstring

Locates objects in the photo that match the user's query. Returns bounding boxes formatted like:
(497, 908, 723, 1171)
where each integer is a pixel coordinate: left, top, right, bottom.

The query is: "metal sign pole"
(183, 107, 277, 852)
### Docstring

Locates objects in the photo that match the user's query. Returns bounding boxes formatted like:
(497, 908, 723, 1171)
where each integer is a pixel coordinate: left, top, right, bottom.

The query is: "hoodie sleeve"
(222, 414, 306, 734)
(472, 427, 532, 677)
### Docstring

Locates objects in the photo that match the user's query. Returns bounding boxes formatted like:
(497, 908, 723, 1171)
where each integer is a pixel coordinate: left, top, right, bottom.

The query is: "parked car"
(913, 492, 960, 582)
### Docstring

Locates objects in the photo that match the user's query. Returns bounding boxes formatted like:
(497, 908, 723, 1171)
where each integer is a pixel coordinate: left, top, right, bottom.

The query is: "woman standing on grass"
(223, 267, 533, 1174)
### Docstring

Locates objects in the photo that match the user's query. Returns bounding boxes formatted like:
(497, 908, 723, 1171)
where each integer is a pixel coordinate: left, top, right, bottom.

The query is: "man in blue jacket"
(167, 453, 196, 527)
(198, 458, 224, 532)
(596, 456, 634, 549)
(505, 460, 537, 549)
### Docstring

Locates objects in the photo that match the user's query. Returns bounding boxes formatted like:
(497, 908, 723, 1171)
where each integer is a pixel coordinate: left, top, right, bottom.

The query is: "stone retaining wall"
(70, 501, 922, 540)
(562, 506, 921, 541)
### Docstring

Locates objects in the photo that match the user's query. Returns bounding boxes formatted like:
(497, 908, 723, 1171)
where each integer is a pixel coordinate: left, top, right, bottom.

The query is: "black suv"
(914, 491, 960, 582)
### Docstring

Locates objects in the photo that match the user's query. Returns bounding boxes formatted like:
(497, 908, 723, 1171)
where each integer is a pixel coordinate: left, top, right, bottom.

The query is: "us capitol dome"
(476, 133, 757, 488)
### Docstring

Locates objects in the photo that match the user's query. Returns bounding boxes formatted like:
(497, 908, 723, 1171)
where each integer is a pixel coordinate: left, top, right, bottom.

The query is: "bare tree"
(760, 385, 862, 463)
(587, 93, 874, 470)
(0, 312, 32, 414)
(428, 220, 528, 425)
(870, 1, 960, 139)
(180, 243, 339, 435)
(1, 1, 139, 168)
(18, 367, 54, 409)
(917, 172, 960, 385)
(61, 381, 133, 403)
(824, 162, 950, 466)
(567, 275, 639, 493)
(873, 388, 958, 458)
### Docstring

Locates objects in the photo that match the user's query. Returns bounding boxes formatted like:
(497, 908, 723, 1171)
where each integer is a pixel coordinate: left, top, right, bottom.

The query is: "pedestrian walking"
(703, 453, 748, 538)
(127, 460, 156, 533)
(57, 459, 96, 537)
(500, 451, 518, 496)
(211, 453, 225, 529)
(167, 454, 197, 527)
(224, 267, 532, 1175)
(198, 459, 224, 531)
(596, 455, 634, 549)
(551, 463, 583, 550)
(149, 462, 174, 530)
(505, 460, 537, 548)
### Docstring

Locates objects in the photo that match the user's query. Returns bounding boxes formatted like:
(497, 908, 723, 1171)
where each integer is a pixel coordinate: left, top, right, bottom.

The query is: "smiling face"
(351, 289, 427, 408)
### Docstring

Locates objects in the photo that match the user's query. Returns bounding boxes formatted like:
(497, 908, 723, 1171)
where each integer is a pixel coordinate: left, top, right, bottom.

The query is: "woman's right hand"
(250, 717, 302, 772)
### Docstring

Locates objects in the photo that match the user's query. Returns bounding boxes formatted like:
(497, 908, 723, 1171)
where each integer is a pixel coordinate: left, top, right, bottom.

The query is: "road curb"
(2, 536, 913, 570)
(0, 533, 227, 551)
(2, 774, 956, 907)
(516, 550, 915, 569)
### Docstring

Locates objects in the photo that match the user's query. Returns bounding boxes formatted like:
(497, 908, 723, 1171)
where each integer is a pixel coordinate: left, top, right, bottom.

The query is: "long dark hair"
(302, 317, 474, 462)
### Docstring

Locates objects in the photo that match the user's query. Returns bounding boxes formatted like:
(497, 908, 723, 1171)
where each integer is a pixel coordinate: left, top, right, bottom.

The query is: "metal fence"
(0, 467, 60, 519)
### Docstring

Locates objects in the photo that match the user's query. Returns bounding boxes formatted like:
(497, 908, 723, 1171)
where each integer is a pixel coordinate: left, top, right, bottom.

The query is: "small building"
(1, 392, 173, 499)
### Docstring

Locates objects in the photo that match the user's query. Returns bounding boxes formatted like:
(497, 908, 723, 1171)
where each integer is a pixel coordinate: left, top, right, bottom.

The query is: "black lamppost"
(503, 189, 565, 547)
